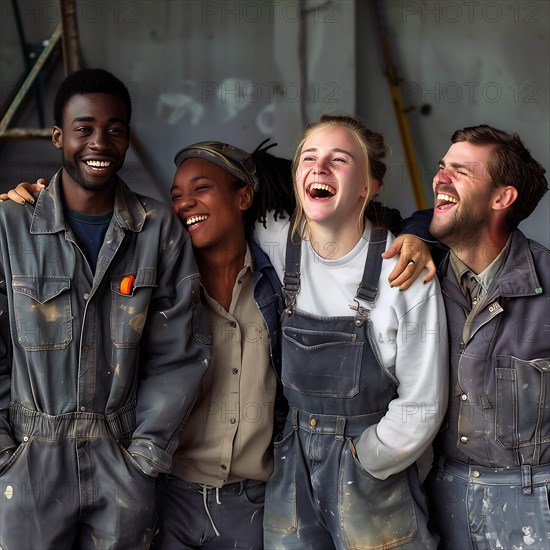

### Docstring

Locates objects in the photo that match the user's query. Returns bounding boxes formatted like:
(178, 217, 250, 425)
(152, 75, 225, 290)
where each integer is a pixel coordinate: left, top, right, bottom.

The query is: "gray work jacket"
(436, 229, 550, 467)
(0, 171, 210, 476)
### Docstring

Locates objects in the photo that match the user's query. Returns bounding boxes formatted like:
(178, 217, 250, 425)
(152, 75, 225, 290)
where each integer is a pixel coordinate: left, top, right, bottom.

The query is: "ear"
(238, 184, 254, 211)
(492, 185, 518, 212)
(363, 178, 382, 199)
(52, 126, 63, 150)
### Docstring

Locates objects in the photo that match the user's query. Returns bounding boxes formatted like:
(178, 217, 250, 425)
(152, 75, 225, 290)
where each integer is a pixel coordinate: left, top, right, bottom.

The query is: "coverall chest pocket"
(282, 326, 363, 398)
(12, 275, 72, 351)
(110, 268, 157, 348)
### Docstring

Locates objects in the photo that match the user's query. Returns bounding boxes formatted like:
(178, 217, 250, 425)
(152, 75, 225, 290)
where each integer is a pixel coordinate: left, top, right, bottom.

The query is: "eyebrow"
(72, 116, 127, 124)
(438, 159, 474, 172)
(170, 175, 212, 192)
(302, 147, 354, 157)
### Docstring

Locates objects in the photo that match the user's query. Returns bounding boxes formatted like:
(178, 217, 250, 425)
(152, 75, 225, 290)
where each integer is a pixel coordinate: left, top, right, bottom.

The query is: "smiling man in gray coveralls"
(0, 68, 210, 549)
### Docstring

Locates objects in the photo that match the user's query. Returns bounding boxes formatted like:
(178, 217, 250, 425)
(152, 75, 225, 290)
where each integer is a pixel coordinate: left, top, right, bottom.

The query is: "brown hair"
(290, 114, 388, 240)
(452, 125, 548, 230)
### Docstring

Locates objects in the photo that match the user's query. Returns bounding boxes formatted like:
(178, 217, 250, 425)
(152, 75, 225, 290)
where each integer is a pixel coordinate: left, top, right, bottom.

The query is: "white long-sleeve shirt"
(255, 217, 448, 480)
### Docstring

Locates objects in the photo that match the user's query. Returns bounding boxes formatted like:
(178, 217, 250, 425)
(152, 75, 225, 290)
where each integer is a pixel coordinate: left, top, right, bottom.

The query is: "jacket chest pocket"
(282, 326, 363, 398)
(110, 268, 157, 348)
(495, 356, 550, 449)
(12, 276, 72, 351)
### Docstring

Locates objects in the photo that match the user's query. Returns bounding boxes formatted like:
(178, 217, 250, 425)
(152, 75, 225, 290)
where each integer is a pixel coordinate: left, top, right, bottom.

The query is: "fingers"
(388, 256, 425, 290)
(385, 235, 437, 290)
(380, 240, 401, 260)
(0, 179, 45, 204)
(422, 259, 437, 284)
(9, 186, 32, 204)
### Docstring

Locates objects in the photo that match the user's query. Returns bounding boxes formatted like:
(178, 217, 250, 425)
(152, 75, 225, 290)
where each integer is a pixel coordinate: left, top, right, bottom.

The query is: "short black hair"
(53, 68, 132, 126)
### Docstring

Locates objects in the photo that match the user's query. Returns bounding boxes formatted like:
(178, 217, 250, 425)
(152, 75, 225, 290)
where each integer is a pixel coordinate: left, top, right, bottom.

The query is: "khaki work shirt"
(171, 246, 277, 487)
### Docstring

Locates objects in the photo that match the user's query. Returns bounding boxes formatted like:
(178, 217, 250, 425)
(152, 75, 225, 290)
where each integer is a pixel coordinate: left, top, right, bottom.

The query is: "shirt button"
(460, 436, 469, 444)
(232, 368, 238, 375)
(461, 394, 468, 401)
(23, 436, 29, 442)
(83, 293, 89, 300)
(229, 418, 236, 424)
(309, 418, 317, 427)
(220, 464, 227, 471)
(472, 470, 481, 478)
(229, 321, 237, 328)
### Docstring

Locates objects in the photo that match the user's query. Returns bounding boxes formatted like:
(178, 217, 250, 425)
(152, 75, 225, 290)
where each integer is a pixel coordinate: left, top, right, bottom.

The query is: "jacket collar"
(440, 229, 543, 299)
(250, 238, 272, 273)
(492, 229, 543, 298)
(30, 169, 146, 234)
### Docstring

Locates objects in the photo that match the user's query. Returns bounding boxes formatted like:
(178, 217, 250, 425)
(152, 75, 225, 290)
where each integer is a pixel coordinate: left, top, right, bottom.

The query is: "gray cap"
(174, 141, 259, 192)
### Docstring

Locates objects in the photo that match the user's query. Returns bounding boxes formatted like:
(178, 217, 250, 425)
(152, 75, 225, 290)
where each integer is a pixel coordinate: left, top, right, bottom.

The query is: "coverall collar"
(30, 169, 146, 234)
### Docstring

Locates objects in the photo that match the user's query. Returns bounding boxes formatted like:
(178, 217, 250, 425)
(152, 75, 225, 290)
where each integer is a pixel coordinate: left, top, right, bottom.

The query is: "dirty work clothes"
(153, 477, 265, 549)
(0, 172, 211, 549)
(425, 456, 550, 549)
(418, 229, 550, 548)
(0, 405, 156, 549)
(152, 240, 284, 548)
(263, 228, 440, 549)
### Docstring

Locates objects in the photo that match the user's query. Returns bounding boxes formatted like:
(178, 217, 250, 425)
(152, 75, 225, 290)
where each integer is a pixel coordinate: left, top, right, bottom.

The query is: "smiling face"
(430, 141, 497, 248)
(171, 157, 252, 253)
(295, 125, 370, 232)
(52, 93, 129, 195)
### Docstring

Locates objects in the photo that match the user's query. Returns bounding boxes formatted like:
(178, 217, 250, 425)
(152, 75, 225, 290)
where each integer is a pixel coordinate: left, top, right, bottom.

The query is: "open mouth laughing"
(307, 183, 336, 199)
(186, 214, 208, 228)
(435, 187, 459, 211)
(84, 159, 112, 172)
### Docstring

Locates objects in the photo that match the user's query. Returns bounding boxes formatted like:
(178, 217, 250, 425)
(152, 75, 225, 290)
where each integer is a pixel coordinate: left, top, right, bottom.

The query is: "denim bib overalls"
(263, 229, 438, 550)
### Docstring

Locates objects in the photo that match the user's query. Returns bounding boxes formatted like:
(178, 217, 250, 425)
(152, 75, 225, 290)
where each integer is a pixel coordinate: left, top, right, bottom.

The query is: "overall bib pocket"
(282, 326, 364, 398)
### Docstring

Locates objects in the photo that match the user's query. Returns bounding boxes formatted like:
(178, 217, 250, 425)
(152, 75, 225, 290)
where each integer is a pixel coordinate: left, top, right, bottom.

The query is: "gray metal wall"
(1, 0, 548, 245)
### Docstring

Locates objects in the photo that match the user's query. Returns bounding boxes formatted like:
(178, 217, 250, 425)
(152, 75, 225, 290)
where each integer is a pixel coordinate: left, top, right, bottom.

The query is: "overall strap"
(282, 226, 301, 313)
(351, 229, 388, 326)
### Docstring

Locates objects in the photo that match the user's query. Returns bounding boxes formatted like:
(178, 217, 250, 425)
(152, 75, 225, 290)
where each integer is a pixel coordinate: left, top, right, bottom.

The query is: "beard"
(430, 202, 487, 257)
(62, 157, 116, 193)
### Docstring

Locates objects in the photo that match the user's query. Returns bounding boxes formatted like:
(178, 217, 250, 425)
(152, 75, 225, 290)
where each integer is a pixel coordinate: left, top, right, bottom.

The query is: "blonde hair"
(290, 114, 388, 241)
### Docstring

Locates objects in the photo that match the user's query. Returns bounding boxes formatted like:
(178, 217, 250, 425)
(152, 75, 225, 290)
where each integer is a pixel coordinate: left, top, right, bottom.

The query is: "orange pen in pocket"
(119, 275, 135, 295)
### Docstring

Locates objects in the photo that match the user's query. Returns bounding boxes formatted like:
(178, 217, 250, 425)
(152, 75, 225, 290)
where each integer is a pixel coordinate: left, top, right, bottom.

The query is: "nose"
(172, 194, 197, 218)
(436, 166, 453, 183)
(314, 156, 330, 174)
(89, 130, 110, 150)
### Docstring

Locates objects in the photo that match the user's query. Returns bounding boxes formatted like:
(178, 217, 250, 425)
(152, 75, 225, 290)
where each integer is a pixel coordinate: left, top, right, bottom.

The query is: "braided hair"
(247, 139, 295, 234)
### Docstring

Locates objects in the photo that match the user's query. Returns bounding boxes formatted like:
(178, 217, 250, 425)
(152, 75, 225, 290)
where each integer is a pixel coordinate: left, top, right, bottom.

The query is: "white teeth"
(86, 160, 111, 167)
(186, 215, 208, 226)
(437, 193, 458, 203)
(310, 183, 336, 195)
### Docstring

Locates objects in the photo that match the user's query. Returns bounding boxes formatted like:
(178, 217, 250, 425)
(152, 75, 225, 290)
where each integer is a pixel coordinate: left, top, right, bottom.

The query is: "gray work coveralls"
(0, 172, 210, 549)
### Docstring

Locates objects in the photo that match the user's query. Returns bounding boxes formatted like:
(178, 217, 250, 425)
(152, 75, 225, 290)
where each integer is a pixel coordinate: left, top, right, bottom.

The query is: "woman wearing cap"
(254, 115, 447, 549)
(149, 141, 293, 548)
